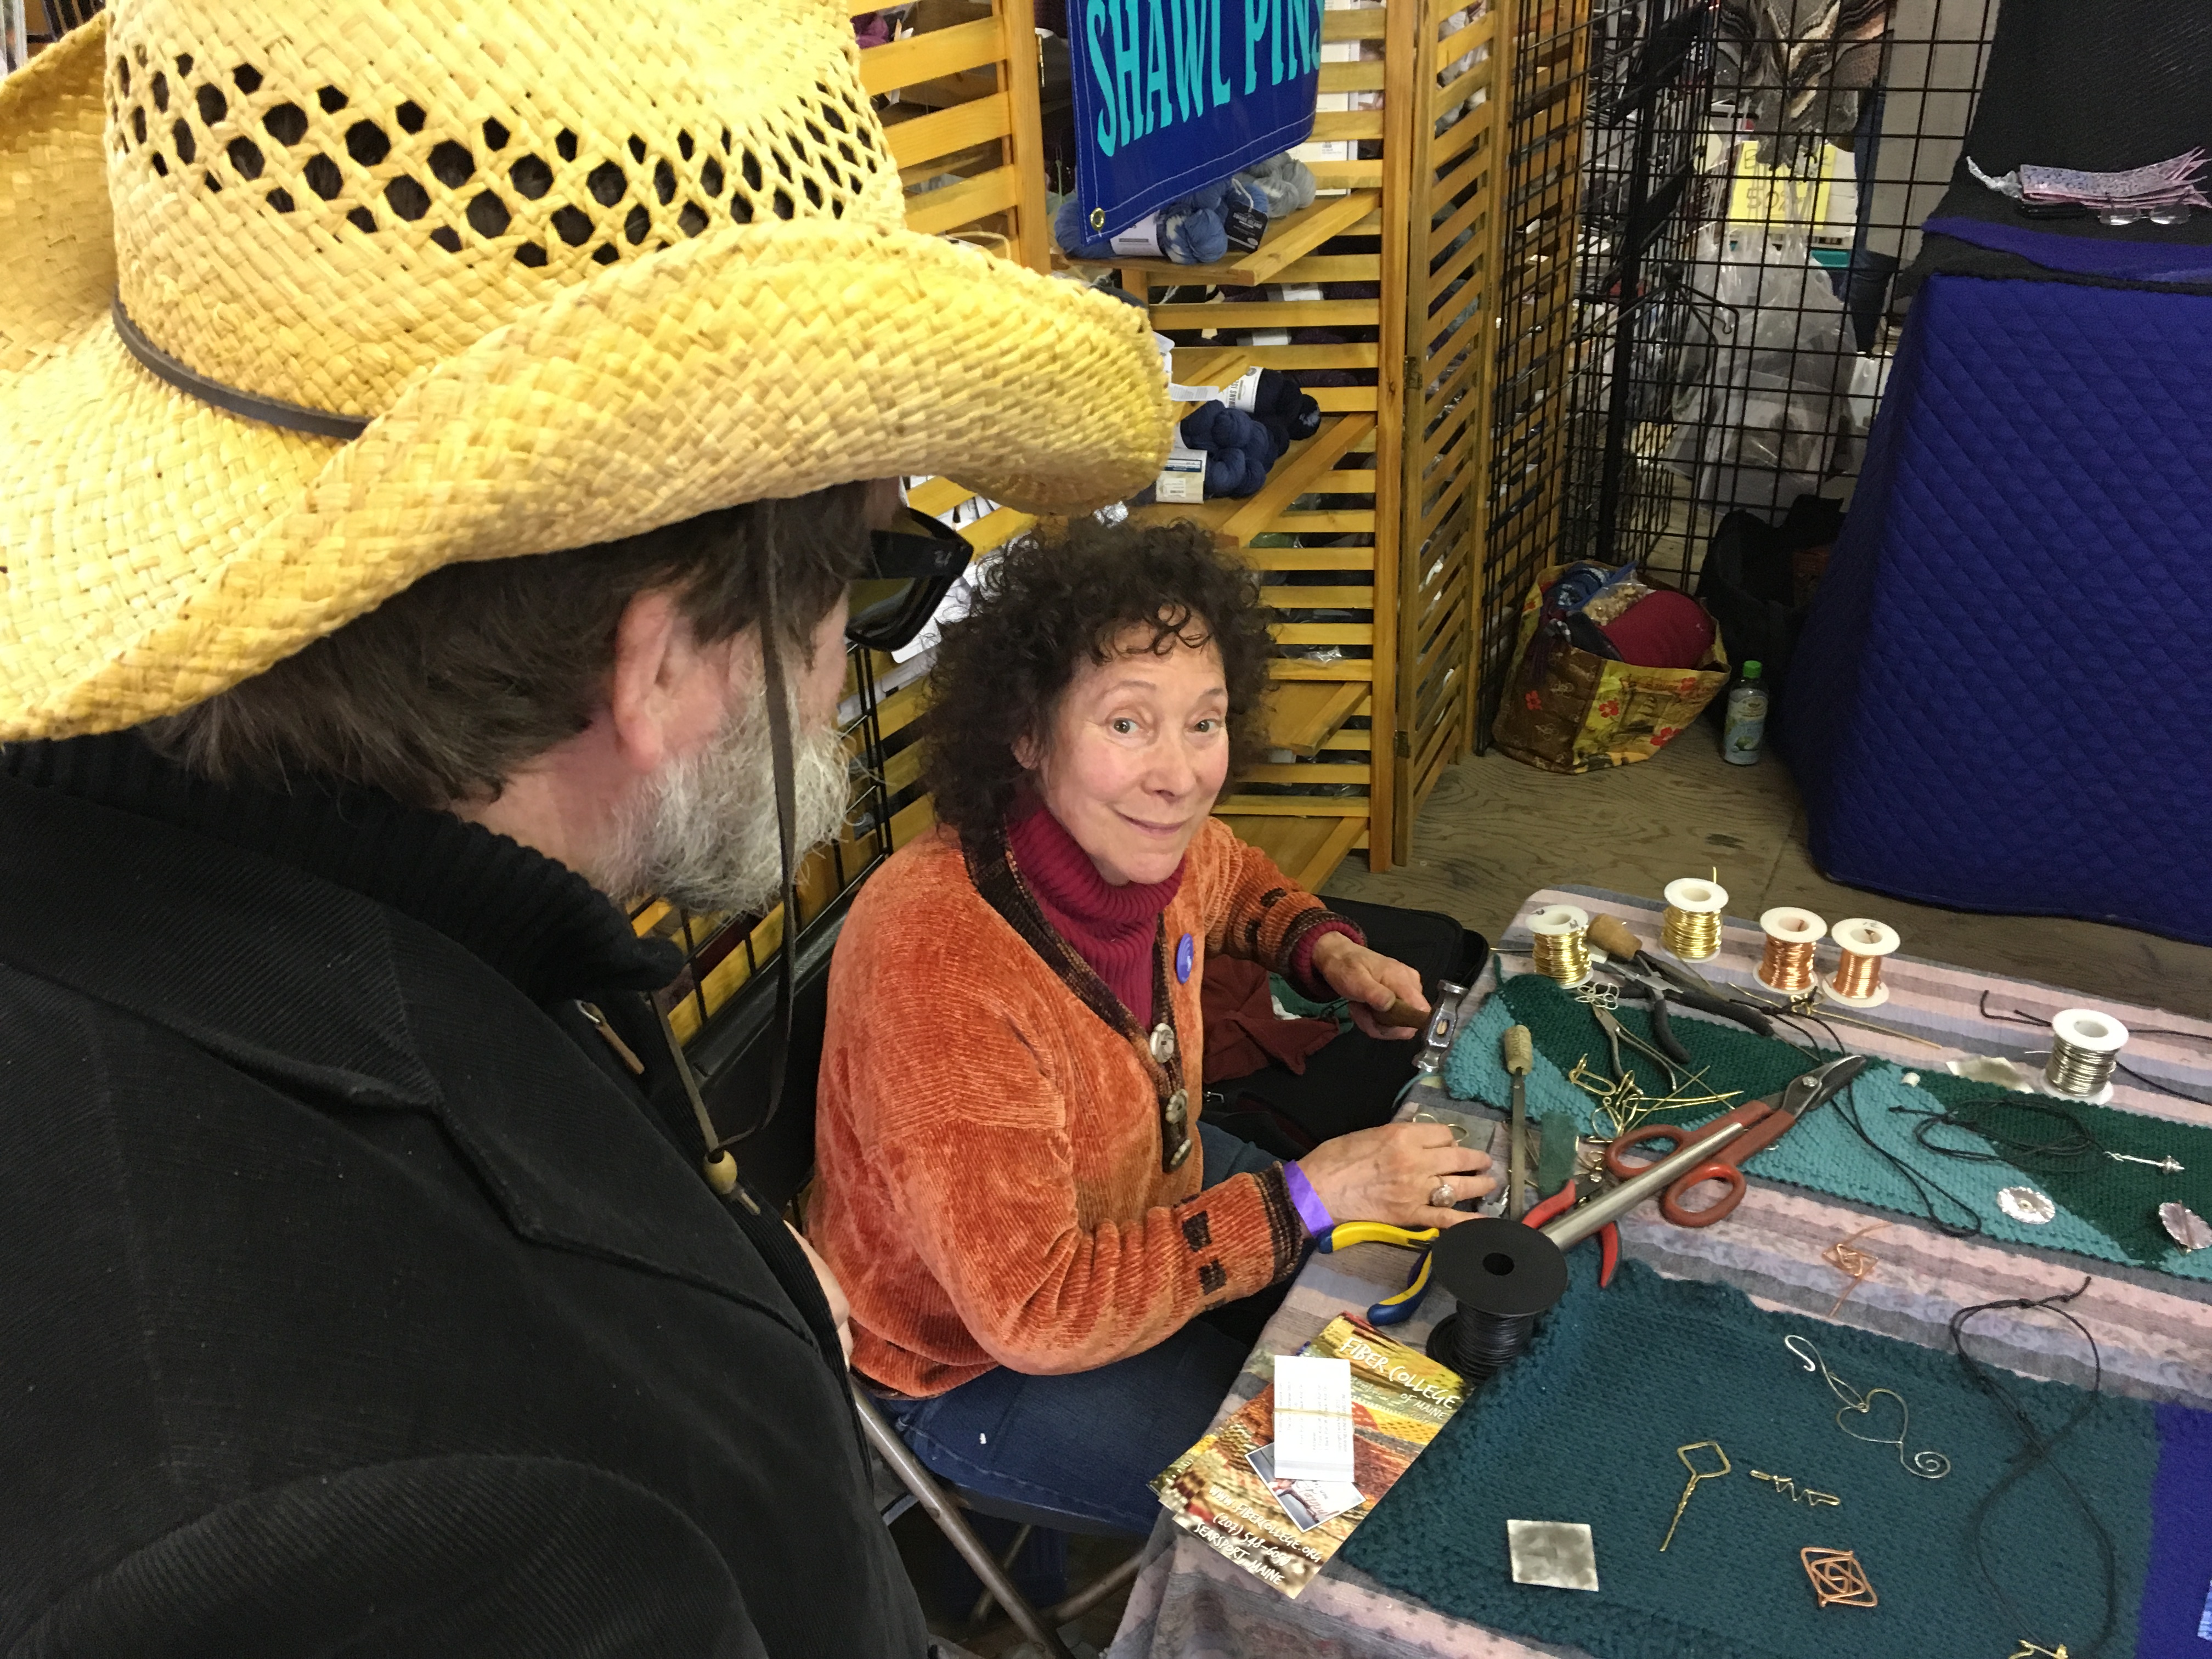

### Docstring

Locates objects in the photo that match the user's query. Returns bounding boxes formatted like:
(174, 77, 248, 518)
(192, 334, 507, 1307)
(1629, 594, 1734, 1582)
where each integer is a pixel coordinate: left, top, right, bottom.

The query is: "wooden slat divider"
(1264, 682, 1370, 757)
(883, 94, 1014, 171)
(904, 166, 1018, 235)
(859, 16, 1003, 95)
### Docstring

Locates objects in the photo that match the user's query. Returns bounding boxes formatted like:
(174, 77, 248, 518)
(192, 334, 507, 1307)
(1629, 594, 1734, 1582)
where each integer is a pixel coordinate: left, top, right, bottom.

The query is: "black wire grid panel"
(1474, 0, 1597, 746)
(1552, 0, 2001, 589)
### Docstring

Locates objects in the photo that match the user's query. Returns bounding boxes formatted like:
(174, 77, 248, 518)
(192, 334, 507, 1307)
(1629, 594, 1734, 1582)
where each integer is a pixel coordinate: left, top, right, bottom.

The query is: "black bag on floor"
(1694, 494, 1843, 714)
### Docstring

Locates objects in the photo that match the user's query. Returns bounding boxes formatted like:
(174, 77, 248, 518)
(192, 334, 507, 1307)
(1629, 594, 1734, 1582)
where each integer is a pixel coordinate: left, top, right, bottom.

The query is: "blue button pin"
(1175, 932, 1195, 983)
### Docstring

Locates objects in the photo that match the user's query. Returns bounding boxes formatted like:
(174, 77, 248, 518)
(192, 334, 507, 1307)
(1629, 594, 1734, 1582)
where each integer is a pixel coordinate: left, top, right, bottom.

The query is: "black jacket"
(0, 736, 929, 1657)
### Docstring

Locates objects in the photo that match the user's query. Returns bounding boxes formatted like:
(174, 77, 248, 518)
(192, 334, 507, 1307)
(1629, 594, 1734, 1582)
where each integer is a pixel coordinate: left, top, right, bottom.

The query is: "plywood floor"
(1325, 735, 2212, 1024)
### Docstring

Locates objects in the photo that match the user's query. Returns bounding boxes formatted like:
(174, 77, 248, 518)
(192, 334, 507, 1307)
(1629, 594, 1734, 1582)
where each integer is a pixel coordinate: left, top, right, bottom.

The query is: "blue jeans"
(877, 1122, 1291, 1536)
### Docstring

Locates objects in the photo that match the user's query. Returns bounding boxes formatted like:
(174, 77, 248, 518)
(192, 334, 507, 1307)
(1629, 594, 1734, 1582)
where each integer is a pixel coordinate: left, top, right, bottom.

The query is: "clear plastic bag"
(1662, 227, 1859, 518)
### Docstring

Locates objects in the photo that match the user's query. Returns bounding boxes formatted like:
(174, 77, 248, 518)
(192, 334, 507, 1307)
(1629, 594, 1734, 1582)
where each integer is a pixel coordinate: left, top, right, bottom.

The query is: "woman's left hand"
(1310, 931, 1429, 1040)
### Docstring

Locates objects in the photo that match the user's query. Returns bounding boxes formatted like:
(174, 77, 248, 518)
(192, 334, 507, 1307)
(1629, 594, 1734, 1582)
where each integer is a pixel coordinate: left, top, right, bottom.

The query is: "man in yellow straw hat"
(0, 0, 1167, 1648)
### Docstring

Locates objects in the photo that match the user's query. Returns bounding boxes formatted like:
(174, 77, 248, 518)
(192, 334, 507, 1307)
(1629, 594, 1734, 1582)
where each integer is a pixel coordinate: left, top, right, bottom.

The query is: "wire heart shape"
(1786, 1335, 1952, 1480)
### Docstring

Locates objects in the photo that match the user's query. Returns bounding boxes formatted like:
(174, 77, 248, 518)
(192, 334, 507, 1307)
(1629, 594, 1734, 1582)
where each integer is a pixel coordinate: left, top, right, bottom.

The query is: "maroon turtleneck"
(1007, 800, 1181, 1028)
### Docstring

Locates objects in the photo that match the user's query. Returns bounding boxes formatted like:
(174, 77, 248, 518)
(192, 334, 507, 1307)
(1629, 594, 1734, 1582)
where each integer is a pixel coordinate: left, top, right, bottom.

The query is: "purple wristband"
(1281, 1161, 1334, 1237)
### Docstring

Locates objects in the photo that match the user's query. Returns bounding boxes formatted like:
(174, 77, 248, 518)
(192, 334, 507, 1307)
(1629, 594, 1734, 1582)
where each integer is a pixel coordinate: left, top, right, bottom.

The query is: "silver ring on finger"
(1430, 1181, 1454, 1207)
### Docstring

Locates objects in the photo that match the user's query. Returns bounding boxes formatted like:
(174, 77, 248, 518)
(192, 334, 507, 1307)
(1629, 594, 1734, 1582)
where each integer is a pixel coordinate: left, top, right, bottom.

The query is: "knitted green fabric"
(1899, 1070, 2212, 1269)
(1339, 1251, 2160, 1659)
(1452, 976, 2212, 1282)
(1442, 989, 1596, 1125)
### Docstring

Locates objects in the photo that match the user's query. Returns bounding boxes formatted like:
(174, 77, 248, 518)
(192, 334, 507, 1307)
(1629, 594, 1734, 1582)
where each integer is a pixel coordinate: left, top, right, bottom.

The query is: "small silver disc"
(1149, 1022, 1177, 1063)
(1996, 1185, 2057, 1226)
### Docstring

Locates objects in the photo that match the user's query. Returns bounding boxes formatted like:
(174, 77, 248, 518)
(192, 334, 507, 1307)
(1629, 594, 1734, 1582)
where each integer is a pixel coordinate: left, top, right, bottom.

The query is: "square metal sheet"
(1506, 1519, 1599, 1592)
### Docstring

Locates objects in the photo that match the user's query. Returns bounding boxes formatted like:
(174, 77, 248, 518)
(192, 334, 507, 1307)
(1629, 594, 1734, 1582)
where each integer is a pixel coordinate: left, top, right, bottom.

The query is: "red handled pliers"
(1523, 1181, 1619, 1287)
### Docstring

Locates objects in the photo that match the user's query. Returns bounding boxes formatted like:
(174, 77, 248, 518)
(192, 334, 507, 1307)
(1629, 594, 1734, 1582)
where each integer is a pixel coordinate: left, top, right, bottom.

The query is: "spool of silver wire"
(2043, 1007, 2127, 1103)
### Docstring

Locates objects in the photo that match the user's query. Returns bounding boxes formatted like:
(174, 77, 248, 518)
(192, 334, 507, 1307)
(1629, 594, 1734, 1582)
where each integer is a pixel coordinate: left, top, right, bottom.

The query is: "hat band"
(111, 293, 371, 442)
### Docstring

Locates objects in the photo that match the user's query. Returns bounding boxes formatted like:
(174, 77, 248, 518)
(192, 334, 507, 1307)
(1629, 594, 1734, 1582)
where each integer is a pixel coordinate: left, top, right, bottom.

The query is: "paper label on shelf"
(1111, 213, 1165, 257)
(1156, 441, 1209, 504)
(1270, 1356, 1356, 1483)
(1217, 367, 1266, 411)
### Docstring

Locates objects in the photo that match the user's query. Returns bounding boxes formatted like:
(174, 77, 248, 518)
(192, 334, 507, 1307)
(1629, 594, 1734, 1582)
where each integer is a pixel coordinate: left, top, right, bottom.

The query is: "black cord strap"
(1892, 1095, 2102, 1169)
(715, 527, 799, 1152)
(1773, 1007, 1984, 1239)
(111, 292, 372, 441)
(1950, 1279, 2116, 1658)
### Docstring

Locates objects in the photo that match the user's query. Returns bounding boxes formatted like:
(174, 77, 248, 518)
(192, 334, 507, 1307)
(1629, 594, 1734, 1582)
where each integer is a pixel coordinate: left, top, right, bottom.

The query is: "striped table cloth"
(1108, 885, 2212, 1659)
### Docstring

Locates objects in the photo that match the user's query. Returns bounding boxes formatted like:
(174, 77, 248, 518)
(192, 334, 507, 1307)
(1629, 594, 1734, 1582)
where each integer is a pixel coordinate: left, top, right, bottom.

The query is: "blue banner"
(1071, 0, 1323, 242)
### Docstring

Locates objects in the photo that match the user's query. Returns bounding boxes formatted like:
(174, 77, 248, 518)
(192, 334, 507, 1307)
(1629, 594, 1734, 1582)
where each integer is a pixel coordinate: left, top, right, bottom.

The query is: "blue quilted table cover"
(1781, 273, 2212, 946)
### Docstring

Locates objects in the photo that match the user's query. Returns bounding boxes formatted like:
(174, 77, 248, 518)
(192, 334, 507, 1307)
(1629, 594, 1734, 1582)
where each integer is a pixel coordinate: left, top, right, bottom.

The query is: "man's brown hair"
(146, 483, 869, 808)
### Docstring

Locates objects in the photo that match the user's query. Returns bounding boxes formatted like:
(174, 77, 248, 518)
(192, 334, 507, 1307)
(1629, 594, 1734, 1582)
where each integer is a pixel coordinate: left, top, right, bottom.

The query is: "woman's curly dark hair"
(922, 516, 1274, 842)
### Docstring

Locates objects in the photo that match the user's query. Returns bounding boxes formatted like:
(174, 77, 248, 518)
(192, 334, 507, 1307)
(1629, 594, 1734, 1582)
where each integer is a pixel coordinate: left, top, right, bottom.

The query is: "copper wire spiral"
(1829, 946, 1885, 1001)
(1757, 935, 1819, 995)
(1756, 907, 1827, 995)
(1661, 905, 1722, 960)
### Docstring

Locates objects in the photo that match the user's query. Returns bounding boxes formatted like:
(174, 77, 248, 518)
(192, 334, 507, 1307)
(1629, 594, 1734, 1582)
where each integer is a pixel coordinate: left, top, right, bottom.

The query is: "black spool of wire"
(1424, 1217, 1570, 1381)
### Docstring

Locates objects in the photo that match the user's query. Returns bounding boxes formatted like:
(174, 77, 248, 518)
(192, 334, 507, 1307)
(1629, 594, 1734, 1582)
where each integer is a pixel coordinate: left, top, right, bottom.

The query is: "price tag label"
(1155, 442, 1208, 504)
(1110, 214, 1164, 258)
(1271, 1355, 1356, 1483)
(1217, 367, 1266, 411)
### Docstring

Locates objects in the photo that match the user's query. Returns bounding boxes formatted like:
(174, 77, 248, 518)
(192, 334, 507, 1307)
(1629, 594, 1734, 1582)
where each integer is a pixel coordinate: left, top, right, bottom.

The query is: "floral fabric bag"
(1490, 565, 1730, 774)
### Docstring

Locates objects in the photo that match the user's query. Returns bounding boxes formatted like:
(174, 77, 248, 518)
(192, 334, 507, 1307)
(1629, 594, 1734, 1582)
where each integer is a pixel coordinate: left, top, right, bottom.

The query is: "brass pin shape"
(1658, 1440, 1731, 1552)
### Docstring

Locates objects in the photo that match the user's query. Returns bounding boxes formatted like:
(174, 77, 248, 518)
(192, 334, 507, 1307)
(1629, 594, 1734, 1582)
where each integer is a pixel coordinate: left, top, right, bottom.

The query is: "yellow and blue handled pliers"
(1317, 1222, 1440, 1327)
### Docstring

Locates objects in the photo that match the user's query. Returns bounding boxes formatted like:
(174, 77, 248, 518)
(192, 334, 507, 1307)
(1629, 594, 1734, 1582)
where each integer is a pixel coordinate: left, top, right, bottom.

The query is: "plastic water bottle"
(1722, 661, 1768, 766)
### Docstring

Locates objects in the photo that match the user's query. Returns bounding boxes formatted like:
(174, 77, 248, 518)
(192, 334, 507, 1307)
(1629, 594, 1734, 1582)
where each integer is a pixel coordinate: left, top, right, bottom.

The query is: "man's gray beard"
(603, 684, 850, 917)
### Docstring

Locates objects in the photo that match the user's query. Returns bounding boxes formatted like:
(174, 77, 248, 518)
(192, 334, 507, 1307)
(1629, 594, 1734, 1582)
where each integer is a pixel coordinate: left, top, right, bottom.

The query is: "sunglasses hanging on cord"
(846, 505, 973, 654)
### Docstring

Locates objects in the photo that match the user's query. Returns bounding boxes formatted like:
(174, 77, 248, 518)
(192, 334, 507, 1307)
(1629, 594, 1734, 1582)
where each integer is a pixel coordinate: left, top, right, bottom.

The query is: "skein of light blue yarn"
(1238, 154, 1316, 216)
(1051, 197, 1114, 261)
(1159, 205, 1226, 264)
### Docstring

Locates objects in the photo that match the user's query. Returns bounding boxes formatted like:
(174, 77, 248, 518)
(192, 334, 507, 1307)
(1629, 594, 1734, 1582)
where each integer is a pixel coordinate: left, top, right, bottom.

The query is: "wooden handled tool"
(1587, 912, 1644, 961)
(1377, 996, 1432, 1029)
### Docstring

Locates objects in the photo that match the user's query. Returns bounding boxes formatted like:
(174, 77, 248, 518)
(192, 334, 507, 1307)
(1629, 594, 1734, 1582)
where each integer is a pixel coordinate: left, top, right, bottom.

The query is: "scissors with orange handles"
(1522, 1181, 1620, 1286)
(1602, 1054, 1871, 1228)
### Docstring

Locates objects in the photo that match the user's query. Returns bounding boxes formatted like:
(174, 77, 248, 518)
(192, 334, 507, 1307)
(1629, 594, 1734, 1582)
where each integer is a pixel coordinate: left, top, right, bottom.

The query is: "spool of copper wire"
(1659, 877, 1728, 961)
(2044, 1008, 2126, 1103)
(1528, 904, 1593, 988)
(1824, 918, 1899, 1007)
(1756, 906, 1827, 995)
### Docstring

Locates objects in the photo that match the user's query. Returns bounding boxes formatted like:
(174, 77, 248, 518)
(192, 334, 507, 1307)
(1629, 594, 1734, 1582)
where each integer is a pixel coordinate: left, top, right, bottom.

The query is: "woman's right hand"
(1296, 1122, 1495, 1231)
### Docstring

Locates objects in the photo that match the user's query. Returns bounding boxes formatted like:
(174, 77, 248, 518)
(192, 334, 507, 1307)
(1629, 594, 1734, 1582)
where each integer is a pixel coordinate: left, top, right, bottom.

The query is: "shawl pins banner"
(1074, 0, 1323, 240)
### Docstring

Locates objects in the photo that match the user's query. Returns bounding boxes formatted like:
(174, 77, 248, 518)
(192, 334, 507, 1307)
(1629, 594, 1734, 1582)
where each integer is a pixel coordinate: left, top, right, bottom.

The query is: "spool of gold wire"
(1824, 918, 1900, 1008)
(1528, 904, 1593, 988)
(1756, 906, 1827, 995)
(1660, 877, 1729, 961)
(2044, 1007, 2127, 1102)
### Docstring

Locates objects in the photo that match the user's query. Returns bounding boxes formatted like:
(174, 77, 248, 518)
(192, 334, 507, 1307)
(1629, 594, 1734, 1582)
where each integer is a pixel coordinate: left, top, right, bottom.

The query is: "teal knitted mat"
(1443, 976, 2212, 1283)
(1339, 1251, 2166, 1659)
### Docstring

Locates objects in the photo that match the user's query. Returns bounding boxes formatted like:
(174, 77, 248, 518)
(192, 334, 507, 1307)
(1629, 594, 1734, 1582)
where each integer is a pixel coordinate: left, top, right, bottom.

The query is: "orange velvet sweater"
(810, 817, 1338, 1398)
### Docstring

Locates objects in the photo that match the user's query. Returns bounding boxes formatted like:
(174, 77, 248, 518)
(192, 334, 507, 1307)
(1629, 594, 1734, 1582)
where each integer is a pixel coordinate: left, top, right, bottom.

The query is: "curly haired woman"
(810, 518, 1493, 1533)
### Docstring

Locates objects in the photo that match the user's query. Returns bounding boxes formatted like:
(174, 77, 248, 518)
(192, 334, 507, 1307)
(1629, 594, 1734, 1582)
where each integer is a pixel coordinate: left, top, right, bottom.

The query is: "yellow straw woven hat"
(0, 0, 1170, 740)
